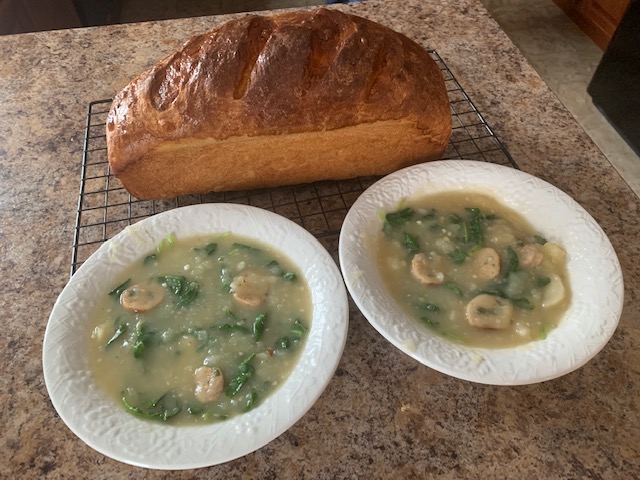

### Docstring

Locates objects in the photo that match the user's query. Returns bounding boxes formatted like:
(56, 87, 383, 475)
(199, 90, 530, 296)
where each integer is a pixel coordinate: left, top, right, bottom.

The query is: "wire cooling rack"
(71, 50, 517, 276)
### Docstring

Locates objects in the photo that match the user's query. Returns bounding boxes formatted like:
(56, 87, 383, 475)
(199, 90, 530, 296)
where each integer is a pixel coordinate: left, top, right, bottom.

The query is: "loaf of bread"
(106, 8, 452, 199)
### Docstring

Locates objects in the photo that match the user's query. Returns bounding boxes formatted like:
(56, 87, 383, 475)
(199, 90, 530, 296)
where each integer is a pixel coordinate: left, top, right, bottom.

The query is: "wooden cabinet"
(553, 0, 631, 49)
(0, 0, 82, 35)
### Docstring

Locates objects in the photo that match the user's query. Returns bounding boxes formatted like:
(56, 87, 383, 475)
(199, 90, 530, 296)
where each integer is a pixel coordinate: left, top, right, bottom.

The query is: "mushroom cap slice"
(230, 271, 275, 308)
(466, 294, 513, 329)
(194, 366, 225, 403)
(470, 247, 501, 281)
(519, 244, 543, 268)
(120, 281, 165, 313)
(411, 252, 445, 286)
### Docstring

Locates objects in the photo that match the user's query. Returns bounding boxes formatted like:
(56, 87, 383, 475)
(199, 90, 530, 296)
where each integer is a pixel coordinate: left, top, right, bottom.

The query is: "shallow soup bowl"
(43, 203, 349, 469)
(338, 160, 623, 385)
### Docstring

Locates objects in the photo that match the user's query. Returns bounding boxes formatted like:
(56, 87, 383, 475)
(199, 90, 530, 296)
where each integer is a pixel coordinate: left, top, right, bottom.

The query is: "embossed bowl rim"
(339, 160, 624, 385)
(43, 203, 349, 469)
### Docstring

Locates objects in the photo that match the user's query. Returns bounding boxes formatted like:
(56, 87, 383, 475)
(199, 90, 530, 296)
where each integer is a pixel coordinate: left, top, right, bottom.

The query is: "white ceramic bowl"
(339, 160, 623, 385)
(43, 203, 348, 469)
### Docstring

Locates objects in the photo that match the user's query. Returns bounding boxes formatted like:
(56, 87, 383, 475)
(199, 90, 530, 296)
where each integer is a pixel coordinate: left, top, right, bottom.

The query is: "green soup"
(376, 192, 570, 348)
(88, 234, 311, 424)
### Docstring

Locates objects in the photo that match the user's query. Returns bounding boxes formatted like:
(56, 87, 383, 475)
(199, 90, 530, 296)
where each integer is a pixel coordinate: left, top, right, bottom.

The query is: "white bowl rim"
(43, 203, 349, 469)
(338, 159, 624, 385)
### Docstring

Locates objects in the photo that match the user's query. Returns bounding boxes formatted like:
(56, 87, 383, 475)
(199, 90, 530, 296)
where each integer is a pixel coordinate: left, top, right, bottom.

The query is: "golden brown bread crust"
(106, 8, 452, 199)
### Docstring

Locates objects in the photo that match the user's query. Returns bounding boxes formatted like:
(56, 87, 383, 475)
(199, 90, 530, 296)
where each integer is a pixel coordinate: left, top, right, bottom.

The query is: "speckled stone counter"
(1, 1, 639, 478)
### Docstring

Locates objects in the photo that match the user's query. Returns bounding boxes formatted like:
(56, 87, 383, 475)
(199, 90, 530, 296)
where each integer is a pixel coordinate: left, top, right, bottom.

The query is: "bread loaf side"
(106, 8, 452, 199)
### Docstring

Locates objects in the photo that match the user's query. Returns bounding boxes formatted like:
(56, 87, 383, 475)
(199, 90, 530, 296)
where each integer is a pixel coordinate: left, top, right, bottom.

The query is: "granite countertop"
(1, 0, 639, 478)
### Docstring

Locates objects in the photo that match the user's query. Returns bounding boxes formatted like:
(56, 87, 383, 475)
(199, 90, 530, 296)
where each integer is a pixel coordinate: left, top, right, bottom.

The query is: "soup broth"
(376, 191, 570, 348)
(88, 234, 311, 424)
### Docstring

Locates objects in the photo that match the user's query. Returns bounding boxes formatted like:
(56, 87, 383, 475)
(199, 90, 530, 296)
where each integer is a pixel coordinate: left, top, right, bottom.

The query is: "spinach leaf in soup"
(157, 275, 200, 307)
(253, 313, 267, 341)
(225, 354, 256, 398)
(132, 320, 159, 358)
(195, 242, 218, 255)
(122, 389, 182, 422)
(213, 323, 251, 334)
(465, 207, 485, 246)
(265, 260, 297, 281)
(108, 279, 131, 297)
(243, 390, 258, 412)
(504, 246, 520, 275)
(275, 318, 308, 351)
(403, 232, 420, 255)
(385, 207, 415, 227)
(106, 324, 127, 348)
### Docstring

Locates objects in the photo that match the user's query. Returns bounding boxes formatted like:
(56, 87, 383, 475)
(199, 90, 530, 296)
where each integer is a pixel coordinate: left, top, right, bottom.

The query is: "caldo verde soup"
(376, 192, 570, 348)
(88, 234, 311, 424)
